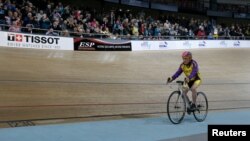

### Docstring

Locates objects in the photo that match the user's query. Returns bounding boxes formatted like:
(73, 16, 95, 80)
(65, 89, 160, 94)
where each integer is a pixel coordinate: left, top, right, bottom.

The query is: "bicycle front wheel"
(167, 91, 186, 124)
(193, 92, 208, 122)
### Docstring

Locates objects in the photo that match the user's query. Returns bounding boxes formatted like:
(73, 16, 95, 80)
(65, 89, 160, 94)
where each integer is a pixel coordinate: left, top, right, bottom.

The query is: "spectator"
(40, 14, 51, 29)
(8, 20, 21, 32)
(207, 32, 214, 40)
(154, 24, 161, 36)
(237, 28, 245, 40)
(51, 19, 62, 31)
(36, 10, 44, 21)
(23, 24, 33, 33)
(46, 28, 59, 36)
(213, 26, 218, 39)
(188, 29, 195, 39)
(23, 12, 33, 26)
(0, 0, 248, 40)
(100, 26, 111, 35)
(196, 26, 206, 39)
(218, 27, 225, 39)
(0, 4, 6, 24)
(113, 20, 122, 34)
(61, 29, 70, 37)
(224, 27, 231, 39)
(132, 24, 139, 36)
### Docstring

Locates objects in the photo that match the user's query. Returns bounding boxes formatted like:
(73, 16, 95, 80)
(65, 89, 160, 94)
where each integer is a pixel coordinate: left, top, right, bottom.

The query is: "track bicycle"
(166, 80, 208, 124)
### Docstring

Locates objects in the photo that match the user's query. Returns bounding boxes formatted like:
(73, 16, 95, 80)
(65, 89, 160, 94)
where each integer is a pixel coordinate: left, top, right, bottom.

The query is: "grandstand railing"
(0, 24, 248, 40)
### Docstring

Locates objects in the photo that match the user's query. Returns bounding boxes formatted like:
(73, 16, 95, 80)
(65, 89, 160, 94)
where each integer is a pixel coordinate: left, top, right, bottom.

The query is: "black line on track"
(1, 107, 250, 124)
(1, 79, 250, 86)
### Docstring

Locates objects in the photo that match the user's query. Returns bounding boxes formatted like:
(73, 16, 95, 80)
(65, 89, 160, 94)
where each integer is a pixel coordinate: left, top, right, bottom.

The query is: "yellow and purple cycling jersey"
(172, 59, 201, 88)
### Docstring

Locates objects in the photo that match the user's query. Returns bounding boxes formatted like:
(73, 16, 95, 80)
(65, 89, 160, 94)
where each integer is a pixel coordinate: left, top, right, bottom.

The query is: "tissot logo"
(16, 34, 22, 42)
(7, 34, 60, 44)
(8, 34, 22, 42)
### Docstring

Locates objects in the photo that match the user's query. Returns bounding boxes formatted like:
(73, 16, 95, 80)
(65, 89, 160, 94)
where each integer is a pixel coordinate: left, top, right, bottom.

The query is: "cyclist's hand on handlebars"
(184, 77, 190, 83)
(166, 77, 172, 84)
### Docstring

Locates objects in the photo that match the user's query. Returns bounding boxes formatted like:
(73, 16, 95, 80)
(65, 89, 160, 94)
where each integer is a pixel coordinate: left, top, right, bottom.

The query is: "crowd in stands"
(0, 0, 249, 40)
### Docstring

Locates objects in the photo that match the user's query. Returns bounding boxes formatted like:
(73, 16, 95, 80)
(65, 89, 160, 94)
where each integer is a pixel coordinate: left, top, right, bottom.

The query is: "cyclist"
(167, 51, 201, 110)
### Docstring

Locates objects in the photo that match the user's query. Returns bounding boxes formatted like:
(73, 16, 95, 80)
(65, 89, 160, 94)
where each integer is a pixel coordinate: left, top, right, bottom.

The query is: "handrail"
(0, 24, 249, 40)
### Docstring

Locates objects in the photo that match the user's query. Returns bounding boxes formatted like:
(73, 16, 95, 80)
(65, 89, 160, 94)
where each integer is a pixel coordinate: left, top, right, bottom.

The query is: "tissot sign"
(8, 34, 60, 44)
(0, 31, 73, 50)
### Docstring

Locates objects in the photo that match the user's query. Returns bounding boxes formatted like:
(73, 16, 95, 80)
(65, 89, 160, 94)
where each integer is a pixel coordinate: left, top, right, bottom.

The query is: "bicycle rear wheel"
(167, 91, 186, 124)
(193, 92, 208, 122)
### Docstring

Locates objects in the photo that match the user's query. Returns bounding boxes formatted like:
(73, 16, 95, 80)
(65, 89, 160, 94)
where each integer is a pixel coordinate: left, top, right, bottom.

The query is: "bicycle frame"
(176, 81, 191, 108)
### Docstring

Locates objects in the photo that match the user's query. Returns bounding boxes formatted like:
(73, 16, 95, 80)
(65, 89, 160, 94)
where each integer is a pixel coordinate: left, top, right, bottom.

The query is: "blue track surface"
(0, 109, 250, 141)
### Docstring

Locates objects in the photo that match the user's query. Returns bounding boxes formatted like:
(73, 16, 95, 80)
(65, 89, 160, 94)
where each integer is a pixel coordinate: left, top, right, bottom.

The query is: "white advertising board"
(132, 40, 250, 51)
(0, 31, 73, 50)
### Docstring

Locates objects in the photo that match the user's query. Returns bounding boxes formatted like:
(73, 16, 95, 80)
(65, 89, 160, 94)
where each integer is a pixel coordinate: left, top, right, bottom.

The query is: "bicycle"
(166, 80, 208, 124)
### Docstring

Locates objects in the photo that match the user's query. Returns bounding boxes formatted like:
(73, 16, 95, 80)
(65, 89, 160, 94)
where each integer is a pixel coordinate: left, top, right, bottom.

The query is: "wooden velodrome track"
(1, 47, 250, 127)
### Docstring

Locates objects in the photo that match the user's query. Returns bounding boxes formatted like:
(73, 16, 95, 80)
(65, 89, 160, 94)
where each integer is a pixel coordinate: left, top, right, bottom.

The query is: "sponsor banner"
(194, 40, 250, 48)
(132, 40, 250, 51)
(74, 38, 131, 51)
(132, 41, 154, 50)
(229, 40, 249, 48)
(159, 41, 189, 50)
(0, 31, 73, 50)
(132, 41, 181, 51)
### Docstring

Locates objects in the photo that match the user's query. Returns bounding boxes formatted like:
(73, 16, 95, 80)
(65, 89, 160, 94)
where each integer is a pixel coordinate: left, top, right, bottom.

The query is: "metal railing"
(0, 24, 249, 40)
